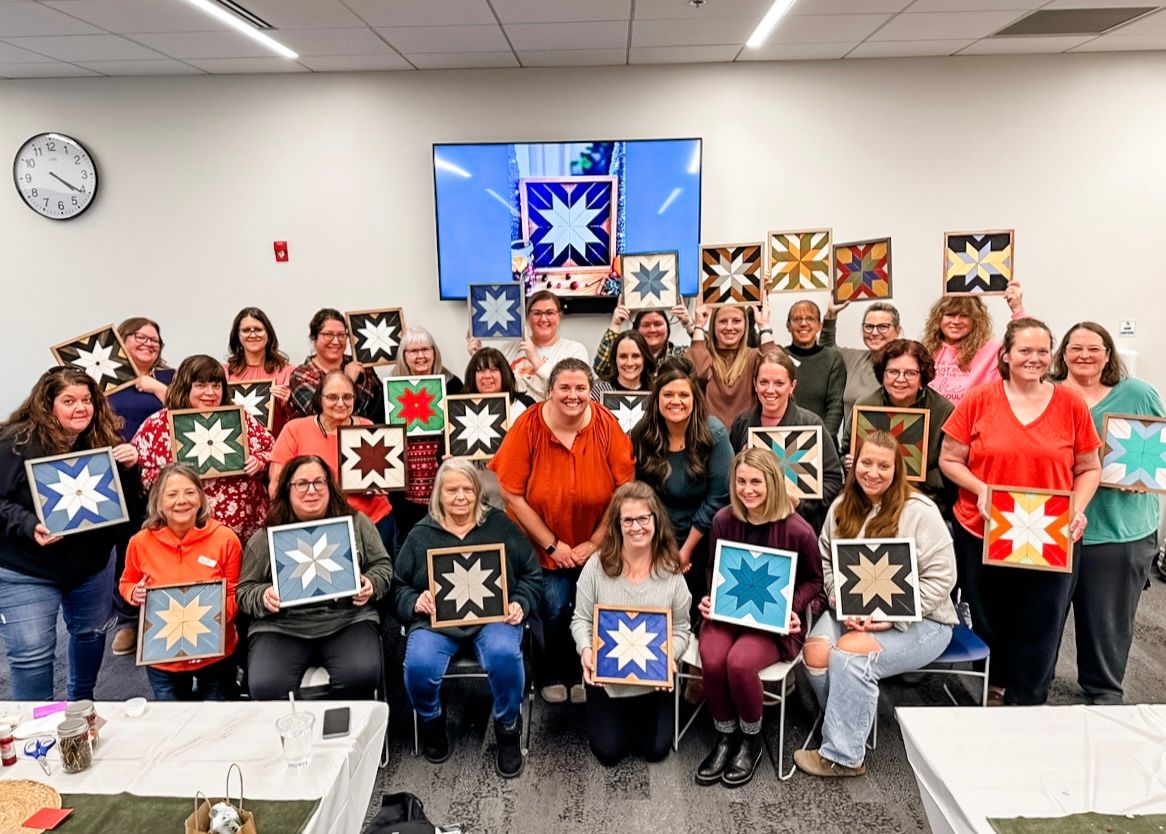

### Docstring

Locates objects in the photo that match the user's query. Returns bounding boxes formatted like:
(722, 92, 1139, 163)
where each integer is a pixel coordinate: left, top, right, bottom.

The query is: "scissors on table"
(24, 737, 55, 775)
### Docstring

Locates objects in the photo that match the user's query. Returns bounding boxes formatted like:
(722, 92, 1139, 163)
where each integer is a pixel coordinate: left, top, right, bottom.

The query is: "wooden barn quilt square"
(427, 544, 510, 628)
(383, 375, 447, 436)
(50, 325, 137, 395)
(746, 426, 825, 500)
(767, 229, 831, 292)
(337, 424, 406, 493)
(520, 176, 618, 275)
(25, 447, 129, 537)
(710, 540, 797, 635)
(345, 307, 406, 366)
(831, 538, 921, 622)
(592, 605, 673, 688)
(268, 516, 361, 607)
(227, 379, 275, 430)
(850, 406, 931, 483)
(1100, 413, 1166, 494)
(469, 283, 524, 340)
(621, 251, 679, 311)
(833, 238, 892, 303)
(700, 243, 765, 306)
(167, 406, 249, 478)
(600, 391, 651, 435)
(445, 394, 509, 461)
(944, 230, 1014, 296)
(136, 580, 226, 666)
(983, 487, 1074, 573)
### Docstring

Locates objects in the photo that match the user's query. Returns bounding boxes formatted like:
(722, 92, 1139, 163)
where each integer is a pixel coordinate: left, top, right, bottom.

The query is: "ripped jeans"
(804, 613, 952, 768)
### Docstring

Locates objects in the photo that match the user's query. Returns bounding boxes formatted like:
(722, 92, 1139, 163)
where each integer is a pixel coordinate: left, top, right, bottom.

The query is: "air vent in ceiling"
(212, 0, 273, 30)
(993, 7, 1157, 36)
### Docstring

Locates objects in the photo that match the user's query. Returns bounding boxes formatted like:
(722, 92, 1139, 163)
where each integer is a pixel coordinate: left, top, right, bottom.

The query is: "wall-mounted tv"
(433, 138, 702, 313)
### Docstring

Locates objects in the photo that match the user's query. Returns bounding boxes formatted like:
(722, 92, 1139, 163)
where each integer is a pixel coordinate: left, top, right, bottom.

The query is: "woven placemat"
(0, 780, 62, 834)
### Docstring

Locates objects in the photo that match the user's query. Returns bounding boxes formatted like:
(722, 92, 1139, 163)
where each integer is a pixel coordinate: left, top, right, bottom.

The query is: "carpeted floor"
(3, 578, 1165, 834)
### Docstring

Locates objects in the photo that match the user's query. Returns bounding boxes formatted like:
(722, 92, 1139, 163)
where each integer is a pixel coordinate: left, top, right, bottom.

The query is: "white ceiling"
(0, 0, 1163, 78)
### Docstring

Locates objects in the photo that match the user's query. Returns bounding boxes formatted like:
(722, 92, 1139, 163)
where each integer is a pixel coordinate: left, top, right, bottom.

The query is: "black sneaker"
(495, 718, 524, 778)
(419, 711, 451, 764)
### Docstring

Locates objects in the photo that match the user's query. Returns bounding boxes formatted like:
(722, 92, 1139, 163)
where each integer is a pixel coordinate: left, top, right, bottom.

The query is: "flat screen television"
(432, 138, 702, 314)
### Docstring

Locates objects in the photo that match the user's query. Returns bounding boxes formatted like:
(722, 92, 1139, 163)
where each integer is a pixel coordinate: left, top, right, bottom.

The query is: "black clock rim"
(12, 131, 99, 222)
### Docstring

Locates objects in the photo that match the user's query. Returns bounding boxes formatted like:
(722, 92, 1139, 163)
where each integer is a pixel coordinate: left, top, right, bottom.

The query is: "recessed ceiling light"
(746, 0, 797, 49)
(177, 0, 298, 59)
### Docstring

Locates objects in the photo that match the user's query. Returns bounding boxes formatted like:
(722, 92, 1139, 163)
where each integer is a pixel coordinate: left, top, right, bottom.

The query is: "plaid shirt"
(592, 328, 687, 380)
(287, 357, 385, 423)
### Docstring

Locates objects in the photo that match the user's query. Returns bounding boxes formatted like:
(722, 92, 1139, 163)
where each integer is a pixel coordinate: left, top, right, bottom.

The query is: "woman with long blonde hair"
(796, 432, 957, 779)
(920, 283, 1025, 404)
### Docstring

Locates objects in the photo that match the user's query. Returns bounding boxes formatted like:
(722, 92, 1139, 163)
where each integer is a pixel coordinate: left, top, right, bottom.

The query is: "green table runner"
(989, 813, 1166, 834)
(57, 792, 320, 833)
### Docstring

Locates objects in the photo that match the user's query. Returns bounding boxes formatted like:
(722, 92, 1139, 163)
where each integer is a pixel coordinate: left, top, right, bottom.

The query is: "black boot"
(419, 711, 450, 764)
(695, 731, 739, 785)
(495, 718, 525, 778)
(721, 731, 764, 788)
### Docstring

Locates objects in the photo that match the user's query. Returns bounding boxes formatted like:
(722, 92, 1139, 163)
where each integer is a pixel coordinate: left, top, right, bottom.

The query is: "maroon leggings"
(699, 619, 797, 725)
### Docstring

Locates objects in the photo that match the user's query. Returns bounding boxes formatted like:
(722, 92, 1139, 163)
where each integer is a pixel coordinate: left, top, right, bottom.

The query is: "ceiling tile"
(42, 0, 213, 33)
(226, 0, 365, 29)
(846, 38, 972, 56)
(0, 40, 54, 61)
(959, 34, 1094, 53)
(1044, 0, 1166, 8)
(269, 28, 393, 56)
(185, 57, 309, 73)
(1069, 33, 1166, 50)
(736, 40, 854, 59)
(78, 58, 205, 74)
(374, 24, 509, 54)
(504, 20, 629, 50)
(789, 0, 912, 12)
(0, 60, 98, 76)
(906, 0, 1042, 10)
(492, 0, 630, 24)
(132, 31, 293, 59)
(635, 0, 770, 18)
(3, 34, 164, 60)
(770, 13, 892, 42)
(408, 50, 518, 68)
(341, 0, 497, 27)
(630, 43, 740, 62)
(0, 2, 103, 36)
(1097, 9, 1166, 35)
(518, 47, 627, 65)
(296, 53, 413, 70)
(870, 10, 1028, 40)
(631, 16, 754, 46)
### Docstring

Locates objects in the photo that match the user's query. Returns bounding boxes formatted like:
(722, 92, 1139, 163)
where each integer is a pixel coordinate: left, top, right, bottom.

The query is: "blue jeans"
(146, 656, 236, 701)
(403, 624, 525, 725)
(805, 613, 952, 768)
(539, 566, 581, 686)
(0, 559, 115, 701)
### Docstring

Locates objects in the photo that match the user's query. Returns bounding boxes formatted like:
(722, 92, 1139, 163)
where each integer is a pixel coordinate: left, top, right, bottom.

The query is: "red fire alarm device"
(274, 241, 288, 262)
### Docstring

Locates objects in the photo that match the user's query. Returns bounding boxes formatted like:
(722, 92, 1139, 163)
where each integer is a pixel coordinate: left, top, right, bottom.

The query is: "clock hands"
(49, 171, 81, 192)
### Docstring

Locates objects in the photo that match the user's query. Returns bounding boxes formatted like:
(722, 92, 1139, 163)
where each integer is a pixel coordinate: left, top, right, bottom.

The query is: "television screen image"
(433, 139, 702, 308)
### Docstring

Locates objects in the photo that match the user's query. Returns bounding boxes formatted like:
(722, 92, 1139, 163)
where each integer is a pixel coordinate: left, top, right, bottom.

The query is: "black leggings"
(585, 685, 673, 767)
(248, 620, 382, 700)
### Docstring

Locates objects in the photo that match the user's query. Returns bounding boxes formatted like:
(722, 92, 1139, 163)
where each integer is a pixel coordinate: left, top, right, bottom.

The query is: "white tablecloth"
(0, 700, 387, 834)
(897, 704, 1166, 834)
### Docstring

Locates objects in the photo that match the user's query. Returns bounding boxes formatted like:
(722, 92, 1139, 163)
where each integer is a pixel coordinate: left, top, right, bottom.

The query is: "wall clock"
(13, 132, 98, 220)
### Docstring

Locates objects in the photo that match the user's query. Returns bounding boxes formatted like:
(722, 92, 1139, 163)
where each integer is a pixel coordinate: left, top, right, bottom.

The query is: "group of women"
(0, 283, 1159, 787)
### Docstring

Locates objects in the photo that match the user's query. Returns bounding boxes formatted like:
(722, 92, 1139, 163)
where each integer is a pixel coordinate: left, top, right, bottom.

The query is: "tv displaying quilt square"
(433, 138, 702, 304)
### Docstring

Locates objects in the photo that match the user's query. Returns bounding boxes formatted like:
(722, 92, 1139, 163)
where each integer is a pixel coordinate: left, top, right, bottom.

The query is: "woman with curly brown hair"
(571, 482, 692, 766)
(0, 367, 140, 699)
(921, 284, 1025, 405)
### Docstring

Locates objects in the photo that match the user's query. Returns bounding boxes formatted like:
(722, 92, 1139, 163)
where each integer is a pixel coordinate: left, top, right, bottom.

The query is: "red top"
(489, 402, 635, 570)
(120, 518, 241, 673)
(271, 416, 392, 523)
(942, 381, 1100, 537)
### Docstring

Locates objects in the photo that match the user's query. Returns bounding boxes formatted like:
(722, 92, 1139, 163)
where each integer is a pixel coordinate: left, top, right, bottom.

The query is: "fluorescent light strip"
(179, 0, 299, 59)
(746, 0, 797, 49)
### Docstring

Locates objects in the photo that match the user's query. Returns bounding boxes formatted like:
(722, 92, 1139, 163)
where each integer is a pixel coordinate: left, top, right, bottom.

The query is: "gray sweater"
(820, 318, 879, 426)
(785, 342, 847, 437)
(570, 555, 692, 698)
(818, 494, 958, 630)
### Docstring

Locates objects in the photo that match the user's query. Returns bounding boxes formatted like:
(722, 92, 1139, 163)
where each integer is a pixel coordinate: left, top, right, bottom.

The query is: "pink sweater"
(928, 340, 1001, 406)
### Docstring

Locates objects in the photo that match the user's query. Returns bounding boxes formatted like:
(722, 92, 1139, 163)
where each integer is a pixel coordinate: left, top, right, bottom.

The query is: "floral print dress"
(131, 409, 274, 545)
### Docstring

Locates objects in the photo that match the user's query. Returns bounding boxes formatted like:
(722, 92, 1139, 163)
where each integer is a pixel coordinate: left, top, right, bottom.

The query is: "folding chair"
(410, 625, 536, 757)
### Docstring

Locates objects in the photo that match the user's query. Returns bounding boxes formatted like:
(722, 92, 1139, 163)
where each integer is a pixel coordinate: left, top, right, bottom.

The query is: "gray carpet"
(3, 579, 1165, 834)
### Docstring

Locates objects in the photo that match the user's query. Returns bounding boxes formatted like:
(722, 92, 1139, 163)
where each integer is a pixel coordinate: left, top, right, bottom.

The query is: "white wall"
(2, 53, 1164, 414)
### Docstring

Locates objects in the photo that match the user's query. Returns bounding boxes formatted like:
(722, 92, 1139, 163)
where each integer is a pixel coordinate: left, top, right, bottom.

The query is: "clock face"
(13, 133, 98, 221)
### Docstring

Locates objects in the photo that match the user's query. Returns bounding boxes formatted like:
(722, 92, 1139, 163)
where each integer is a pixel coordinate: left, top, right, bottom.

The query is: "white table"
(0, 700, 387, 834)
(897, 704, 1166, 834)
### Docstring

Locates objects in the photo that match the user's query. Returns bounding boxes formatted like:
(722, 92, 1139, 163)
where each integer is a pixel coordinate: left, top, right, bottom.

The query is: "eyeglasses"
(239, 327, 266, 336)
(789, 316, 818, 325)
(884, 369, 920, 380)
(130, 333, 162, 347)
(620, 513, 655, 529)
(863, 323, 894, 334)
(1065, 346, 1107, 356)
(318, 332, 348, 343)
(529, 309, 560, 319)
(404, 347, 434, 355)
(323, 393, 355, 404)
(289, 478, 328, 494)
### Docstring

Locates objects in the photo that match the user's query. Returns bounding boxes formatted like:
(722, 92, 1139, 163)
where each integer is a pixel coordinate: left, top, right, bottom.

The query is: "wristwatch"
(544, 538, 558, 555)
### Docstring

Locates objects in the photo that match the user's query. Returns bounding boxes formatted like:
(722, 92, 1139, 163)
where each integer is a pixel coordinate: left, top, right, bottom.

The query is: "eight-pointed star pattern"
(768, 229, 831, 292)
(140, 583, 225, 664)
(593, 608, 671, 686)
(446, 395, 508, 459)
(430, 546, 508, 626)
(711, 543, 795, 633)
(601, 392, 649, 435)
(834, 540, 920, 620)
(833, 238, 892, 303)
(1101, 416, 1166, 493)
(944, 232, 1013, 294)
(170, 408, 248, 477)
(228, 381, 274, 428)
(385, 376, 446, 436)
(470, 284, 523, 339)
(747, 427, 823, 499)
(270, 520, 359, 606)
(29, 449, 128, 535)
(338, 426, 405, 492)
(346, 309, 404, 365)
(986, 489, 1072, 571)
(523, 178, 615, 270)
(700, 244, 764, 305)
(621, 252, 678, 310)
(52, 327, 136, 394)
